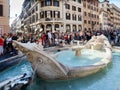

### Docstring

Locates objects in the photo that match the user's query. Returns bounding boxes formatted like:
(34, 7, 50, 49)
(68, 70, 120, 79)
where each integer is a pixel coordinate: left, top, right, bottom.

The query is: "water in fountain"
(0, 60, 33, 82)
(56, 49, 105, 67)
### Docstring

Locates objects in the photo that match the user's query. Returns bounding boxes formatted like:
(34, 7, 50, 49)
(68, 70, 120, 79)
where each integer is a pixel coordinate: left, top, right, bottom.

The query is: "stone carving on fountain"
(13, 35, 112, 81)
(85, 34, 111, 50)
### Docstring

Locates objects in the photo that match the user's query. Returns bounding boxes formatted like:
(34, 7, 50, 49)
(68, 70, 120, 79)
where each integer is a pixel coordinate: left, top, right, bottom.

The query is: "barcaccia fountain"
(13, 35, 112, 81)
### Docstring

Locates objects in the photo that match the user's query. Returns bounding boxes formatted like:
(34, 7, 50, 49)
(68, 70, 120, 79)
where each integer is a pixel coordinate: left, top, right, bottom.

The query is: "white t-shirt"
(6, 37, 12, 44)
(48, 32, 52, 39)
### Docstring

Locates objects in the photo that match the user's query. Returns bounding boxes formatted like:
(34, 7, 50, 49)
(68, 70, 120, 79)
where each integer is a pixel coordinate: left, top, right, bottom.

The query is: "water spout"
(72, 46, 84, 57)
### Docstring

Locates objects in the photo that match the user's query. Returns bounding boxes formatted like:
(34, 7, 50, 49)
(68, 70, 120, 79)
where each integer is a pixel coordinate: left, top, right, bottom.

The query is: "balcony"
(45, 18, 52, 21)
(40, 18, 63, 23)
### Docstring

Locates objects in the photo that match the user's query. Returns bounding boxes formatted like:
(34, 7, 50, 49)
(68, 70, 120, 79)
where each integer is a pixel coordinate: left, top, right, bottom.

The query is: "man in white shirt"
(47, 31, 52, 46)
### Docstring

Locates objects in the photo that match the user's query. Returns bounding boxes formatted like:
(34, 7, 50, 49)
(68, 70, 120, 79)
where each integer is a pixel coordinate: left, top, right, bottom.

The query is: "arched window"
(46, 24, 52, 31)
(55, 24, 59, 31)
(66, 24, 71, 32)
(73, 25, 76, 31)
(78, 25, 82, 31)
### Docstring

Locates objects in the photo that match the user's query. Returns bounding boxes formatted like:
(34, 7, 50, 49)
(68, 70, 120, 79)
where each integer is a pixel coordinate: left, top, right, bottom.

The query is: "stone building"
(20, 0, 83, 33)
(99, 0, 113, 30)
(99, 0, 120, 30)
(110, 4, 120, 30)
(0, 0, 10, 35)
(82, 0, 100, 31)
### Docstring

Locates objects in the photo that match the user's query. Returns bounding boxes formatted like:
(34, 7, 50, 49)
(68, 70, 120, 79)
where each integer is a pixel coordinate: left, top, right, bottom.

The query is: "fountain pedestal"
(72, 46, 84, 57)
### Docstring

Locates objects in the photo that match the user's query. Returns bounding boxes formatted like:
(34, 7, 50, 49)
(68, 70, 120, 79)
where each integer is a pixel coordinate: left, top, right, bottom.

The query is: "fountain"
(71, 40, 84, 57)
(13, 35, 112, 81)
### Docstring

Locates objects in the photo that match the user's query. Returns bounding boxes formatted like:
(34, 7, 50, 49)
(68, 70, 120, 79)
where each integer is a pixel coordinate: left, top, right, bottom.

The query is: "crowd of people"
(0, 29, 120, 56)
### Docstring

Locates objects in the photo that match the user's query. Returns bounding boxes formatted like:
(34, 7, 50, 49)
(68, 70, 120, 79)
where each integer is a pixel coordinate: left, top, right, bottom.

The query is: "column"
(70, 24, 72, 32)
(52, 24, 55, 32)
(77, 24, 78, 31)
(44, 24, 46, 33)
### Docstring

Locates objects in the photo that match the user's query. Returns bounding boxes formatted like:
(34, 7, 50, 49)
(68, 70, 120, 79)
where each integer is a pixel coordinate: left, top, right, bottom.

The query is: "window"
(94, 21, 96, 25)
(91, 6, 93, 10)
(0, 5, 3, 16)
(53, 0, 59, 7)
(94, 7, 96, 11)
(84, 12, 87, 16)
(92, 14, 93, 18)
(88, 13, 90, 17)
(88, 5, 90, 9)
(94, 15, 96, 18)
(72, 14, 76, 20)
(32, 15, 35, 23)
(78, 15, 82, 21)
(36, 13, 38, 21)
(54, 11, 60, 18)
(45, 0, 51, 6)
(72, 6, 76, 11)
(66, 13, 70, 20)
(84, 20, 87, 24)
(65, 4, 70, 9)
(45, 11, 52, 18)
(32, 9, 35, 14)
(30, 17, 31, 24)
(78, 0, 81, 3)
(55, 24, 59, 30)
(73, 25, 76, 31)
(88, 21, 91, 24)
(36, 6, 38, 11)
(89, 28, 91, 30)
(41, 1, 44, 7)
(66, 24, 71, 32)
(97, 15, 99, 19)
(40, 11, 44, 18)
(78, 8, 81, 12)
(97, 22, 99, 25)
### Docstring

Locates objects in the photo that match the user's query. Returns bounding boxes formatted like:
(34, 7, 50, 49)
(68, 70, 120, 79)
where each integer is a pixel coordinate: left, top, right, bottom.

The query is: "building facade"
(82, 0, 99, 31)
(110, 4, 120, 30)
(99, 0, 113, 30)
(0, 0, 10, 35)
(14, 0, 120, 33)
(20, 0, 82, 33)
(99, 0, 120, 30)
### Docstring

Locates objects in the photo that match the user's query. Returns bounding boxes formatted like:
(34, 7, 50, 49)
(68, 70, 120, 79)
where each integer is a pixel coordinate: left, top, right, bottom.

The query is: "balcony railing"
(41, 18, 63, 22)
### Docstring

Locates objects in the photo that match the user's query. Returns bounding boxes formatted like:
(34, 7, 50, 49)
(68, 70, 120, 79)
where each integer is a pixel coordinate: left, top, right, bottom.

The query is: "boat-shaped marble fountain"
(13, 35, 112, 81)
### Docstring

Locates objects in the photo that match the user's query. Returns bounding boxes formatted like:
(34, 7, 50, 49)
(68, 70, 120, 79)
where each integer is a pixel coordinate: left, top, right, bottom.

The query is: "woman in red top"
(0, 35, 4, 56)
(41, 32, 46, 46)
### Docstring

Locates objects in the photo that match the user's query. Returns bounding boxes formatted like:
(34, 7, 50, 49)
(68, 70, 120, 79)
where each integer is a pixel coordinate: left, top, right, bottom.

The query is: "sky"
(10, 0, 120, 25)
(10, 0, 24, 25)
